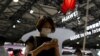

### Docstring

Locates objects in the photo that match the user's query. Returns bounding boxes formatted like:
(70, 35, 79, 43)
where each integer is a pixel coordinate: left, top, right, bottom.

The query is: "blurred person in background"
(13, 49, 23, 56)
(24, 16, 60, 56)
(0, 36, 9, 56)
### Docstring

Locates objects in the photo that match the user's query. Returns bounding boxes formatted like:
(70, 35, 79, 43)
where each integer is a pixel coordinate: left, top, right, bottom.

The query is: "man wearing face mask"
(24, 16, 60, 56)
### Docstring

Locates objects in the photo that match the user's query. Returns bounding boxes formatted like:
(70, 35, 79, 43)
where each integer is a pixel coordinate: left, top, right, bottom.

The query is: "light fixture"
(13, 0, 19, 2)
(77, 17, 80, 20)
(97, 44, 99, 46)
(98, 51, 100, 56)
(30, 10, 34, 14)
(77, 42, 79, 44)
(13, 25, 16, 28)
(17, 20, 21, 23)
(99, 35, 100, 37)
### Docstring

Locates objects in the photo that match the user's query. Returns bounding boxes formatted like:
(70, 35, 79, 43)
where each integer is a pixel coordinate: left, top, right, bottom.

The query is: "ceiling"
(0, 0, 100, 46)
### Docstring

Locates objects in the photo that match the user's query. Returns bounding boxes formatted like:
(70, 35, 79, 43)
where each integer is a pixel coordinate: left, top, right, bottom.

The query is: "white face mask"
(41, 28, 51, 36)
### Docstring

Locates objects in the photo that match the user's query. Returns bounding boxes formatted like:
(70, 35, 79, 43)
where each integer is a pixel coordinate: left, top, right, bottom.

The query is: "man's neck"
(40, 33, 47, 37)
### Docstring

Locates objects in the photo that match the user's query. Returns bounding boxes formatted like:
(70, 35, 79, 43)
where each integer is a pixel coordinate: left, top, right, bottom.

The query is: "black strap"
(33, 36, 37, 49)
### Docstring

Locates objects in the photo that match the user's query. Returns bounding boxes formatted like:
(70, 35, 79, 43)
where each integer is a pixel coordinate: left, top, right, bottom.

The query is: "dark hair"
(36, 16, 55, 33)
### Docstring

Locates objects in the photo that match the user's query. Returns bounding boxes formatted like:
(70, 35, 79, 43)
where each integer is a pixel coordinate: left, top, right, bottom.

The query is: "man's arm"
(51, 39, 60, 56)
(55, 45, 60, 56)
(30, 42, 54, 56)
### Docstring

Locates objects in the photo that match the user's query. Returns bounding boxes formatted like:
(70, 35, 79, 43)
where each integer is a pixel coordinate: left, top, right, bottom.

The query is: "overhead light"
(13, 0, 19, 2)
(13, 25, 16, 28)
(97, 51, 100, 56)
(97, 44, 99, 46)
(77, 17, 80, 20)
(99, 35, 100, 37)
(17, 20, 21, 23)
(30, 10, 34, 14)
(77, 42, 79, 44)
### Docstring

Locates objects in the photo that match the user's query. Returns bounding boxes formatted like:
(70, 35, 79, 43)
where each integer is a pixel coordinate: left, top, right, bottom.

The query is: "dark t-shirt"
(25, 36, 55, 56)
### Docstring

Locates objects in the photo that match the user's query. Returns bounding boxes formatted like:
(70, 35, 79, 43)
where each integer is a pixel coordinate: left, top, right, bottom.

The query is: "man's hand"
(50, 39, 59, 47)
(41, 42, 53, 50)
(42, 39, 59, 50)
(29, 39, 59, 56)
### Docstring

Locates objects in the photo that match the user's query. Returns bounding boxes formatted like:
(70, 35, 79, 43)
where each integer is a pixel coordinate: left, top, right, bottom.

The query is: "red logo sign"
(61, 0, 76, 14)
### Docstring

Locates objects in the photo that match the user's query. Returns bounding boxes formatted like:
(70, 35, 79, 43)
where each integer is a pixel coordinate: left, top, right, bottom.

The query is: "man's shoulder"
(25, 36, 35, 44)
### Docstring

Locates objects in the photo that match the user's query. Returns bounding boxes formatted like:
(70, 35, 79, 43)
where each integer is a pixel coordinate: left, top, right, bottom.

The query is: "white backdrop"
(21, 28, 75, 56)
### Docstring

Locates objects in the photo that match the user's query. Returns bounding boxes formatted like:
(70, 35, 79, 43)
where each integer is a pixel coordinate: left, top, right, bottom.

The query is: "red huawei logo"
(61, 0, 76, 14)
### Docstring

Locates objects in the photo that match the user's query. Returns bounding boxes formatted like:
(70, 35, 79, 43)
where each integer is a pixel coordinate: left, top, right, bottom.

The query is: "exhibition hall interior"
(0, 0, 100, 56)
